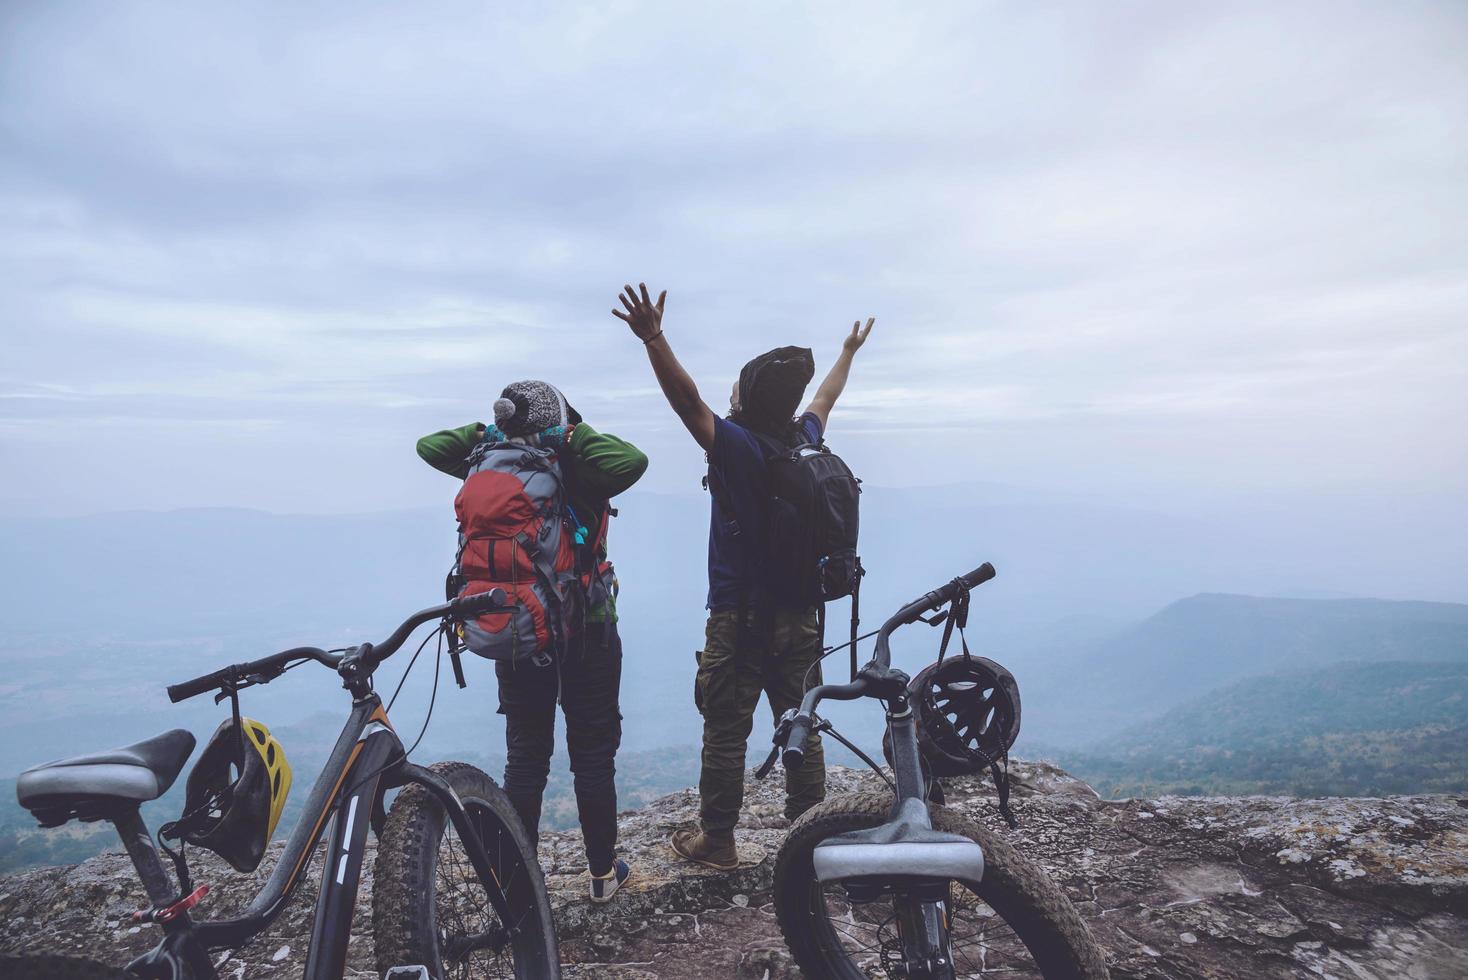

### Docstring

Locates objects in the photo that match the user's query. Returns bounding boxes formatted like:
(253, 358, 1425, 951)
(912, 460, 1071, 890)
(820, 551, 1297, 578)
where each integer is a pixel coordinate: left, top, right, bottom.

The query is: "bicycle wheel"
(773, 793, 1109, 980)
(374, 761, 559, 980)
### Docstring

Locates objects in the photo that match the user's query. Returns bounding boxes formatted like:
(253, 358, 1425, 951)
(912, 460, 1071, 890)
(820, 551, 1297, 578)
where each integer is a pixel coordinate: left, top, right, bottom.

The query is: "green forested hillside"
(1055, 660, 1468, 798)
(1026, 594, 1468, 745)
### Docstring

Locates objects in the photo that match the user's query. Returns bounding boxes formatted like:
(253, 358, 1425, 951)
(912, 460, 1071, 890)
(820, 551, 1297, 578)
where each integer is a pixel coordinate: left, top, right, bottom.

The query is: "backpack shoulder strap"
(748, 429, 798, 459)
(702, 426, 800, 519)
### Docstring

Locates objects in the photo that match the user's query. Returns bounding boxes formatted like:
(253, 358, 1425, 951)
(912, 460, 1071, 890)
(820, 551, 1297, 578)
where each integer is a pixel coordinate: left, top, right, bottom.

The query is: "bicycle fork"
(894, 891, 956, 979)
(887, 704, 956, 980)
(302, 725, 521, 974)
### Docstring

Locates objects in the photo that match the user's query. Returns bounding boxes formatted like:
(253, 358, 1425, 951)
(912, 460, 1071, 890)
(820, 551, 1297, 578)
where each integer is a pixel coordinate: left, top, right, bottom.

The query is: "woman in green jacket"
(417, 379, 647, 902)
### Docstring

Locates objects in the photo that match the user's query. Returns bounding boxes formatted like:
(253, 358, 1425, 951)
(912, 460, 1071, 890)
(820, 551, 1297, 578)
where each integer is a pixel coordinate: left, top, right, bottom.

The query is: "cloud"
(1, 0, 1465, 513)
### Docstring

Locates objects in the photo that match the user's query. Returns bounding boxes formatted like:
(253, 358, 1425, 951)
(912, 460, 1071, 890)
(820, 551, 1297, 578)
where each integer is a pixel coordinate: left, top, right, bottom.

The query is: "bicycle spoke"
(433, 802, 522, 980)
(816, 882, 1045, 979)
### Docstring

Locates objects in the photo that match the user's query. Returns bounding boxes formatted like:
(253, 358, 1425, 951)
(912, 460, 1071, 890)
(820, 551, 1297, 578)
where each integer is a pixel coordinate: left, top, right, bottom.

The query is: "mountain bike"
(764, 563, 1110, 979)
(13, 592, 559, 980)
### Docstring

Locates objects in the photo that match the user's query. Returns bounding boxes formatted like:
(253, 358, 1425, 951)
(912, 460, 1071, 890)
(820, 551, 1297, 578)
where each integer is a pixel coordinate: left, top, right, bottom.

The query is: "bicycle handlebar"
(166, 647, 340, 703)
(884, 562, 995, 636)
(871, 562, 995, 668)
(780, 562, 996, 767)
(166, 589, 508, 703)
(782, 679, 870, 768)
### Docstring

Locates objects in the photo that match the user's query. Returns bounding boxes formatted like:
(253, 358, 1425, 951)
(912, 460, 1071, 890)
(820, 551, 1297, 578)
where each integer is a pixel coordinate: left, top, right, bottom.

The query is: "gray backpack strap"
(516, 529, 568, 660)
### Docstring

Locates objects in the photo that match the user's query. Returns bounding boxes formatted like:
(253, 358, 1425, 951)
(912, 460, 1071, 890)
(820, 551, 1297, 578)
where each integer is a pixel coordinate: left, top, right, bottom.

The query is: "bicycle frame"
(114, 691, 515, 980)
(778, 563, 997, 979)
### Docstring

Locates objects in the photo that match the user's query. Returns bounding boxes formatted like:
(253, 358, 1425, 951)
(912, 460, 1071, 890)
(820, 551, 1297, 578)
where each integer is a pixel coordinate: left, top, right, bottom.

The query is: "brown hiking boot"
(670, 827, 739, 871)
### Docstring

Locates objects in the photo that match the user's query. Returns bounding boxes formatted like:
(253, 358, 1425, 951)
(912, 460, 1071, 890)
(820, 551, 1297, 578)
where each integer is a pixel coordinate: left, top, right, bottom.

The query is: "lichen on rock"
(1, 761, 1464, 978)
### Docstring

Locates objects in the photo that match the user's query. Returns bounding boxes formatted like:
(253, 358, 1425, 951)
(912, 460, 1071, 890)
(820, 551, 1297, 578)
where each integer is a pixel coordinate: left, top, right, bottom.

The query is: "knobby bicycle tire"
(773, 792, 1109, 980)
(373, 761, 559, 980)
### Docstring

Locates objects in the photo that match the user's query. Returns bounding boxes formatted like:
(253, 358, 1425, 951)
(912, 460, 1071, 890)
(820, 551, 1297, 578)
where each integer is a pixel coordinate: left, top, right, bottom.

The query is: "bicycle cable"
(333, 624, 445, 809)
(266, 627, 445, 904)
(793, 597, 970, 796)
(801, 604, 957, 692)
(400, 625, 443, 760)
(385, 622, 442, 712)
(802, 625, 884, 691)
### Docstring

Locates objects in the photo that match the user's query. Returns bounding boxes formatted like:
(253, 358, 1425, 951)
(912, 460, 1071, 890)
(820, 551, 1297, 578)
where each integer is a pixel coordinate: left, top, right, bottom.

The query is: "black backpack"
(708, 431, 862, 607)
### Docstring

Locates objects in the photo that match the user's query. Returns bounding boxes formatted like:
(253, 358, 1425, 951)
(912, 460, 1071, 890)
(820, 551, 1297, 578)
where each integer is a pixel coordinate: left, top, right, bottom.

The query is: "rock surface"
(2, 761, 1465, 978)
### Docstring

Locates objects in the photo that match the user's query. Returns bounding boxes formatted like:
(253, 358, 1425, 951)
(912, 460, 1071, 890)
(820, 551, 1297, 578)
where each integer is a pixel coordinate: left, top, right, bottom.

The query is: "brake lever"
(249, 665, 287, 684)
(757, 708, 800, 779)
(210, 664, 285, 704)
(919, 610, 950, 627)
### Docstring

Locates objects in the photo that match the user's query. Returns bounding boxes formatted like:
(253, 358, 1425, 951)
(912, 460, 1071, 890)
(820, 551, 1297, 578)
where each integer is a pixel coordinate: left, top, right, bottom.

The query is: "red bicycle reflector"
(134, 884, 209, 923)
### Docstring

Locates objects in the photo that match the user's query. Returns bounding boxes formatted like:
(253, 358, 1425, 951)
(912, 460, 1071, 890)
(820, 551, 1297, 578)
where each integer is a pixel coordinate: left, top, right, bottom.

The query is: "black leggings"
(495, 622, 623, 875)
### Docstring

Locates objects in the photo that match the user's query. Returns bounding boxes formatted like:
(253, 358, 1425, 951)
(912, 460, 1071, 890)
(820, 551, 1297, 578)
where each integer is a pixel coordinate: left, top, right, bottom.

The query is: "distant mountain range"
(1052, 659, 1468, 798)
(1022, 592, 1468, 747)
(1021, 593, 1468, 799)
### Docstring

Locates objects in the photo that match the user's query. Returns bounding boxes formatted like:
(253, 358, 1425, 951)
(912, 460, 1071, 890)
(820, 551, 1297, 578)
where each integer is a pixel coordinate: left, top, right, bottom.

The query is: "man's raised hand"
(844, 317, 875, 354)
(613, 283, 667, 343)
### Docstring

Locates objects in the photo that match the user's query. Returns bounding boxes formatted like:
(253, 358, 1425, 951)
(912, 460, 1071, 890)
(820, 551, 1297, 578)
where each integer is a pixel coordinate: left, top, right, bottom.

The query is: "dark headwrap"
(731, 346, 815, 437)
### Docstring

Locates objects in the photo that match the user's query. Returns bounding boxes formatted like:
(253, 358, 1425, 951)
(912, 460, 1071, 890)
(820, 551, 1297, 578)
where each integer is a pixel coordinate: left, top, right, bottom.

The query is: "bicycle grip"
(454, 588, 509, 616)
(961, 562, 997, 590)
(167, 666, 235, 703)
(782, 716, 813, 769)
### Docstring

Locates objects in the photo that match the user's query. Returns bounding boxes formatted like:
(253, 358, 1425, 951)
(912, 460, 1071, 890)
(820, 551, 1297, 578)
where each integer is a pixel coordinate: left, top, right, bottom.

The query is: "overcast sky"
(2, 0, 1465, 515)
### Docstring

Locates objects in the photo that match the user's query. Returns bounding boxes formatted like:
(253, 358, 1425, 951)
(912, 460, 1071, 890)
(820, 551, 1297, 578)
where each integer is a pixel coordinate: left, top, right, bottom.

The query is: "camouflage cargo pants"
(695, 606, 827, 834)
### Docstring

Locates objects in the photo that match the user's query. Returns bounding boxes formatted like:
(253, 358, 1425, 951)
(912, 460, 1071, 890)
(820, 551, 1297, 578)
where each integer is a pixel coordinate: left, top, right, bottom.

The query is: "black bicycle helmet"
(911, 655, 1021, 778)
(172, 717, 292, 872)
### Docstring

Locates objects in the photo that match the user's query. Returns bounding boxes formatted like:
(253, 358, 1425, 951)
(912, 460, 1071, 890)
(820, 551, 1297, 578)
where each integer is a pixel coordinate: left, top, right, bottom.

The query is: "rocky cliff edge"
(2, 762, 1465, 979)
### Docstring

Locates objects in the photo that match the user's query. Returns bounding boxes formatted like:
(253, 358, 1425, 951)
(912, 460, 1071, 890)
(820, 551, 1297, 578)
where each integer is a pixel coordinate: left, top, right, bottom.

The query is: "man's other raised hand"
(843, 317, 875, 355)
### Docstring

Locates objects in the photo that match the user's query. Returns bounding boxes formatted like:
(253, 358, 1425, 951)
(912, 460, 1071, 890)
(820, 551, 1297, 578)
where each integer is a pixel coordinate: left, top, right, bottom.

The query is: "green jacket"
(416, 422, 648, 622)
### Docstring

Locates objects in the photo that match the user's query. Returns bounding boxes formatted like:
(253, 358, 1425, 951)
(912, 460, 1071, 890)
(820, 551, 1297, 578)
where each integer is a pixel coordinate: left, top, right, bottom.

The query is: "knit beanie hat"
(733, 346, 815, 436)
(493, 380, 582, 437)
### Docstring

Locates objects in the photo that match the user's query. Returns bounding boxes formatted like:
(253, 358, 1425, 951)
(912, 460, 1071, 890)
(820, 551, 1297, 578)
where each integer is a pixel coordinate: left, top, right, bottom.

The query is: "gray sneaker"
(589, 858, 631, 902)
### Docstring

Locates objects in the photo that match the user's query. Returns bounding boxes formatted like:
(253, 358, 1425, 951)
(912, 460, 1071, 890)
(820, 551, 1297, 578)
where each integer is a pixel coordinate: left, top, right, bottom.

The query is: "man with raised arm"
(613, 283, 874, 870)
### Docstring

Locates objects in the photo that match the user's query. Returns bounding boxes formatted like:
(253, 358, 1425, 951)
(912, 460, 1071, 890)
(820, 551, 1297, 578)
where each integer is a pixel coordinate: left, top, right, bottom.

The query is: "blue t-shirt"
(706, 412, 824, 612)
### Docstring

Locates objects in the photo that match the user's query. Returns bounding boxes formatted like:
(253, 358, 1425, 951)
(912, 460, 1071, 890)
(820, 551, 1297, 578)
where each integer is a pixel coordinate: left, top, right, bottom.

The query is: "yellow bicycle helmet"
(172, 717, 292, 872)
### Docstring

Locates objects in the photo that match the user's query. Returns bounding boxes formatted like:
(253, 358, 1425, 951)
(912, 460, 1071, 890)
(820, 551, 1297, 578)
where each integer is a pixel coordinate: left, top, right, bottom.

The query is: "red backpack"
(453, 440, 577, 664)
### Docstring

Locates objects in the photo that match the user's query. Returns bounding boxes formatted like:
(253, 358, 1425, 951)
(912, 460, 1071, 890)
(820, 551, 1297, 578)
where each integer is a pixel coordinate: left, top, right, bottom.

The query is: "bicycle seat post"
(113, 806, 178, 909)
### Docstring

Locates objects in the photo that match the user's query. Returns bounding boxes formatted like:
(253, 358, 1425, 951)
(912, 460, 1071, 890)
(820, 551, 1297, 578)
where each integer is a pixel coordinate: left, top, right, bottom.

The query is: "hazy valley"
(2, 485, 1465, 871)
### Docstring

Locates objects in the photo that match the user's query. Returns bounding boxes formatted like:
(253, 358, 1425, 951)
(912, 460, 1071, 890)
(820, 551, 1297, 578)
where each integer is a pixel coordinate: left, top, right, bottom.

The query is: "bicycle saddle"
(812, 798, 985, 884)
(17, 729, 196, 825)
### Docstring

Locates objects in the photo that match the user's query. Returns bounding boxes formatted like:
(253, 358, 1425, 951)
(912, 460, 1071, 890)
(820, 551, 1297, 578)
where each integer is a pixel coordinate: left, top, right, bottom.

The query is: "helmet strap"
(215, 682, 247, 771)
(155, 825, 193, 899)
(936, 591, 971, 664)
(991, 754, 1018, 829)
